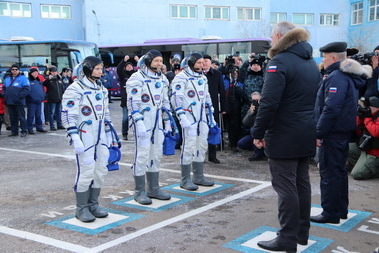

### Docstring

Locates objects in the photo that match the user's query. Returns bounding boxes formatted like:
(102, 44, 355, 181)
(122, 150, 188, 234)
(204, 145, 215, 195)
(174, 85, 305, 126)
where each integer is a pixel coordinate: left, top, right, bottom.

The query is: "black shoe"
(248, 154, 265, 161)
(6, 126, 11, 131)
(310, 214, 339, 224)
(122, 134, 128, 140)
(209, 158, 220, 164)
(57, 126, 66, 130)
(231, 147, 239, 153)
(37, 129, 47, 133)
(257, 237, 296, 252)
(340, 214, 348, 219)
(50, 127, 57, 131)
(28, 131, 35, 134)
(298, 239, 308, 246)
(8, 133, 18, 137)
(21, 132, 27, 137)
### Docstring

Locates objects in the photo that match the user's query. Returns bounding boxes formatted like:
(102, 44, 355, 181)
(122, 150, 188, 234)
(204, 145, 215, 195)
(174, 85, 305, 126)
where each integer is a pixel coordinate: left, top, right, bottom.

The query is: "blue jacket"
(315, 60, 370, 139)
(3, 74, 30, 105)
(101, 70, 113, 89)
(27, 76, 45, 103)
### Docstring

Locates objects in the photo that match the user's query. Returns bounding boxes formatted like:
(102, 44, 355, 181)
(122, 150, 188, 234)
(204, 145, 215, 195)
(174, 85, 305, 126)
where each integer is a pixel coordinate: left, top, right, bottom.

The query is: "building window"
(41, 4, 71, 19)
(170, 5, 196, 19)
(293, 13, 314, 25)
(0, 2, 31, 17)
(237, 7, 261, 21)
(320, 14, 339, 25)
(351, 2, 363, 24)
(369, 0, 379, 21)
(205, 6, 229, 20)
(270, 12, 287, 24)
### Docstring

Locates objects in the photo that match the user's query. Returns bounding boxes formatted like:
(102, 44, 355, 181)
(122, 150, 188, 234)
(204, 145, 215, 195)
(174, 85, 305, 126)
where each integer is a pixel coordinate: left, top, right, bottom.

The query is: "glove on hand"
(71, 134, 85, 154)
(136, 120, 147, 138)
(179, 114, 191, 129)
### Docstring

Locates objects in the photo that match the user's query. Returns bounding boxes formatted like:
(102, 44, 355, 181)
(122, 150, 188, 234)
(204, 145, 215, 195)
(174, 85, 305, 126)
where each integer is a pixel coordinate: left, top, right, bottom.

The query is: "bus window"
(20, 44, 50, 67)
(56, 55, 70, 72)
(0, 44, 18, 67)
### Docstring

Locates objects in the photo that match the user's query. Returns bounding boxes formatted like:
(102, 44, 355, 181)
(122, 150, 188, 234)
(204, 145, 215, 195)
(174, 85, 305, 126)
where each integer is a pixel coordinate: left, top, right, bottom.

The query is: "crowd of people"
(0, 20, 379, 252)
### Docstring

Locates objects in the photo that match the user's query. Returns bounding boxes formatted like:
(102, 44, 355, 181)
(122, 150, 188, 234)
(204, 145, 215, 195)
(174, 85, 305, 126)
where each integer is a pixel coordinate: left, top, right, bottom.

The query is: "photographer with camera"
(363, 46, 379, 98)
(239, 53, 265, 118)
(348, 96, 379, 180)
(222, 64, 249, 152)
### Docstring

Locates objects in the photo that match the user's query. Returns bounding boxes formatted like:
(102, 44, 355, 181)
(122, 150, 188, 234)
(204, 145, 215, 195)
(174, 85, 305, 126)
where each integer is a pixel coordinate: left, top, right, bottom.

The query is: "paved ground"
(0, 100, 378, 253)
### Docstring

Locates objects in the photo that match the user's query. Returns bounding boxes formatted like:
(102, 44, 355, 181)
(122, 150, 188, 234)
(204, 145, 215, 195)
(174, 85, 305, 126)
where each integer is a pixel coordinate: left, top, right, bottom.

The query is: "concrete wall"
(0, 0, 84, 40)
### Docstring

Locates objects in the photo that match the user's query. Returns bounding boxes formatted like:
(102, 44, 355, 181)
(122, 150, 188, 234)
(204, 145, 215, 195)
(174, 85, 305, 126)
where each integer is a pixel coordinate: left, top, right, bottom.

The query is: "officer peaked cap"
(320, 42, 347, 53)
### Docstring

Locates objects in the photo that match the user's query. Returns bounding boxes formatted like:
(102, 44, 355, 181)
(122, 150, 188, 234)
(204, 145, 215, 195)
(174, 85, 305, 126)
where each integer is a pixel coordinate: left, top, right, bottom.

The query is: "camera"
(358, 133, 372, 149)
(351, 52, 379, 65)
(357, 105, 372, 118)
(225, 55, 235, 65)
(252, 99, 259, 108)
(250, 54, 266, 62)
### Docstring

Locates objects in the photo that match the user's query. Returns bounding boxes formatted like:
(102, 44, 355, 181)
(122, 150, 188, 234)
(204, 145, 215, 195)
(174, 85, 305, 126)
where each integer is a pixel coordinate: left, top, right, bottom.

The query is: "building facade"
(0, 0, 378, 56)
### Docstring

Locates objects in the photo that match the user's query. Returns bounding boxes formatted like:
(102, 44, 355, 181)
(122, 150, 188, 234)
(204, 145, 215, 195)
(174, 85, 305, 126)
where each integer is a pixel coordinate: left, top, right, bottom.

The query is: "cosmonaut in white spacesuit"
(61, 56, 113, 222)
(170, 52, 215, 191)
(126, 49, 172, 205)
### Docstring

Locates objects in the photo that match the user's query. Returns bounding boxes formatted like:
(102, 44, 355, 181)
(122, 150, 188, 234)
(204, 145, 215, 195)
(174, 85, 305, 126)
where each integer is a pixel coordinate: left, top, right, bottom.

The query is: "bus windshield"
(0, 40, 99, 72)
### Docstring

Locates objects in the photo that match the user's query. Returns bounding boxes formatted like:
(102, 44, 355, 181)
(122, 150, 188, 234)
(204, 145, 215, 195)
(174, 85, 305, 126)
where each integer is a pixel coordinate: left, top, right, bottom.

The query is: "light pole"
(92, 10, 101, 42)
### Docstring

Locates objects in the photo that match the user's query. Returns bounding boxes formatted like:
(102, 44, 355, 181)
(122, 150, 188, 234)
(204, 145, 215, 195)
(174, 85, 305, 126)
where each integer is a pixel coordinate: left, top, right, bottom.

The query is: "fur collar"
(340, 59, 372, 79)
(268, 27, 310, 59)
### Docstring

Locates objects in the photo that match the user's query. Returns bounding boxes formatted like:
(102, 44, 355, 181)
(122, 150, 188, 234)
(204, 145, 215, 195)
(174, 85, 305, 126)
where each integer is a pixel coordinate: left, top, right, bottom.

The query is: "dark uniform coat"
(252, 28, 322, 159)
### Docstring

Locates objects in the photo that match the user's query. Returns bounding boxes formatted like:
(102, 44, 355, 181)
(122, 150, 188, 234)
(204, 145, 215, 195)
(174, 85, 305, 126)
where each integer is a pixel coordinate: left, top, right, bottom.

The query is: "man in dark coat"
(252, 21, 321, 252)
(203, 54, 227, 163)
(117, 55, 136, 140)
(311, 42, 371, 224)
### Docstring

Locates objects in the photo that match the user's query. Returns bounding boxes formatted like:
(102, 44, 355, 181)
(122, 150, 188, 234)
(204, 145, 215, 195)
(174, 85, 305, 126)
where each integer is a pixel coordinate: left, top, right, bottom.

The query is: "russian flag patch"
(329, 87, 337, 93)
(267, 66, 277, 72)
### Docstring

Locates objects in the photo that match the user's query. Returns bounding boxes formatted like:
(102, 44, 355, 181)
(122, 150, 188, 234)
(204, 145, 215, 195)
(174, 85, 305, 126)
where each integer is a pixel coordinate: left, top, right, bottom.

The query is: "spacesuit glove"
(71, 134, 85, 154)
(179, 114, 191, 129)
(164, 120, 172, 134)
(136, 120, 148, 138)
(106, 131, 113, 146)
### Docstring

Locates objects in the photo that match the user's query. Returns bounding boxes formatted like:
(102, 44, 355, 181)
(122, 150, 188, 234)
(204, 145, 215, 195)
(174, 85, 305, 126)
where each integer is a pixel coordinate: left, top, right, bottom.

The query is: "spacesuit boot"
(146, 172, 171, 200)
(180, 164, 198, 191)
(88, 188, 109, 218)
(75, 190, 96, 222)
(134, 175, 152, 205)
(192, 162, 214, 186)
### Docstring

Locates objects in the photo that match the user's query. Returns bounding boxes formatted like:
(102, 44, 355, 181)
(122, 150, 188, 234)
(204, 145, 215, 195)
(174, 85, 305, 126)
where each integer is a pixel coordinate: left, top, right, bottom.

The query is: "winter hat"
(374, 45, 379, 51)
(369, 96, 379, 108)
(250, 58, 263, 67)
(29, 68, 38, 74)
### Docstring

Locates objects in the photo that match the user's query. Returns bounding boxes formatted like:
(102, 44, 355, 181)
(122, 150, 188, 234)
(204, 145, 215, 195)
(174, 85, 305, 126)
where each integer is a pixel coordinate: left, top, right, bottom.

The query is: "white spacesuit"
(170, 52, 215, 190)
(126, 49, 172, 205)
(61, 56, 112, 222)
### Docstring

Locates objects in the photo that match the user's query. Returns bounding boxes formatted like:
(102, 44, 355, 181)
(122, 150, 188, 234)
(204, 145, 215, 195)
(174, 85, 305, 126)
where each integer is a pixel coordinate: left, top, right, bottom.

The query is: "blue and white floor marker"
(311, 205, 372, 232)
(224, 226, 333, 253)
(45, 208, 144, 235)
(161, 182, 234, 196)
(112, 194, 195, 212)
